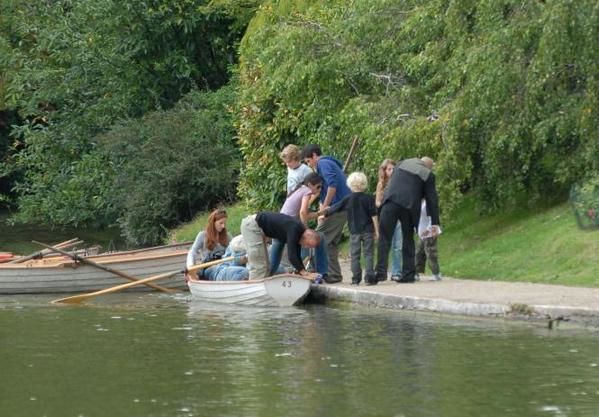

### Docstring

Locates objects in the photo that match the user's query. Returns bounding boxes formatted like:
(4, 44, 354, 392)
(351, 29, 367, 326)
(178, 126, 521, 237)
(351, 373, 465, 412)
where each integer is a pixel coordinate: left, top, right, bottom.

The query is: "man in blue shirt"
(302, 144, 351, 283)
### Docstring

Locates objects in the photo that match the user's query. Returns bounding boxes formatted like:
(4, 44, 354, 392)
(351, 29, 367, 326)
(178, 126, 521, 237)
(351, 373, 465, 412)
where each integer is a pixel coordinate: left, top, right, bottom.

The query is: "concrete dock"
(309, 259, 599, 328)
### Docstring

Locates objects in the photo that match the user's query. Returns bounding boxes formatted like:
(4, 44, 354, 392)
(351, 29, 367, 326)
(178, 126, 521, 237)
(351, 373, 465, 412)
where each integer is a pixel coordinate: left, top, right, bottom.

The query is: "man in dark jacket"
(376, 157, 441, 283)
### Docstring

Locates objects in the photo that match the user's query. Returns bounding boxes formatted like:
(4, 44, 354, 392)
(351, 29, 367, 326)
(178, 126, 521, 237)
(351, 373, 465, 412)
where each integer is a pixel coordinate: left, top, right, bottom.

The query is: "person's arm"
(186, 231, 205, 268)
(424, 174, 441, 236)
(319, 196, 347, 217)
(321, 186, 337, 209)
(318, 160, 340, 209)
(286, 231, 306, 273)
(375, 181, 384, 208)
(366, 194, 379, 239)
(373, 215, 379, 240)
(287, 230, 320, 280)
(299, 193, 319, 225)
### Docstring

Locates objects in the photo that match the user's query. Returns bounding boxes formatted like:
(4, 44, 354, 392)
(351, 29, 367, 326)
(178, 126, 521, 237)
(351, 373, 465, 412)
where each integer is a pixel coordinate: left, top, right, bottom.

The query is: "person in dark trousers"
(376, 157, 441, 283)
(240, 211, 321, 281)
(301, 143, 351, 283)
(321, 172, 379, 285)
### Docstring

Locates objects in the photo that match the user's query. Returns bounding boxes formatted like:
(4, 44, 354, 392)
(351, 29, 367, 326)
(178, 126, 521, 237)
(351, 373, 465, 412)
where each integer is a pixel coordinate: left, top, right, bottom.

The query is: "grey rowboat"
(0, 243, 191, 294)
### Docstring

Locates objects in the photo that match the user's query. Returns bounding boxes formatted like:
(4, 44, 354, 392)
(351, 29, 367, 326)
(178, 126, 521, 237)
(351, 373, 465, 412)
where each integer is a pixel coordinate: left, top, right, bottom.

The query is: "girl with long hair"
(375, 159, 403, 281)
(204, 208, 229, 253)
(187, 208, 248, 281)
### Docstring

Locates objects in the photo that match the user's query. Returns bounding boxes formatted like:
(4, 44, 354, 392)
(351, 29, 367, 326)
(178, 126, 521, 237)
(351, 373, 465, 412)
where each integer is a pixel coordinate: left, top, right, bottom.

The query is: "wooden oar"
(343, 136, 360, 173)
(7, 238, 81, 264)
(90, 240, 193, 258)
(33, 240, 177, 294)
(51, 256, 234, 304)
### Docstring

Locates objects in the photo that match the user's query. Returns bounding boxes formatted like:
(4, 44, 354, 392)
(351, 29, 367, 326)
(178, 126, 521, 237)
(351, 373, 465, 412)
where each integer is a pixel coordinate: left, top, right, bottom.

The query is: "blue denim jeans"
(391, 221, 402, 276)
(269, 234, 328, 276)
(268, 239, 288, 275)
(204, 264, 248, 281)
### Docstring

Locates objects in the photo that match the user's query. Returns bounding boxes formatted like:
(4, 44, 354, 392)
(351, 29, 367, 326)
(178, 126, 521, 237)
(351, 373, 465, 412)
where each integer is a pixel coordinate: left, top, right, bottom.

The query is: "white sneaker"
(433, 274, 442, 281)
(414, 273, 420, 281)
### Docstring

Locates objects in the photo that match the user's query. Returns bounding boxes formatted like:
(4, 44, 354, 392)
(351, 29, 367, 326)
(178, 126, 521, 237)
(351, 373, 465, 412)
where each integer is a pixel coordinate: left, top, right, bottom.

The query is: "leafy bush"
(98, 86, 240, 245)
(570, 175, 599, 230)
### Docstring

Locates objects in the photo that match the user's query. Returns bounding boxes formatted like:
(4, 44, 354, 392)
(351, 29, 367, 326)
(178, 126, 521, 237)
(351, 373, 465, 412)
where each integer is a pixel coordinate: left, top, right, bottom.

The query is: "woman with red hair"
(187, 208, 248, 281)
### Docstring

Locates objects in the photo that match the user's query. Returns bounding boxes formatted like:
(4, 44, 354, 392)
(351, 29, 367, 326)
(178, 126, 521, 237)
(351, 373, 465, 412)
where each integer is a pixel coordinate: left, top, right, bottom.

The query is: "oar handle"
(8, 238, 81, 264)
(185, 256, 235, 275)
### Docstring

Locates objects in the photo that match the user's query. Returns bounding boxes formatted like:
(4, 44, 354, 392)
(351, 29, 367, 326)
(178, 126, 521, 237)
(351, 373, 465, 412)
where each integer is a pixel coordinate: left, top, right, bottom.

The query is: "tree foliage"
(1, 0, 598, 242)
(237, 0, 599, 214)
(0, 0, 257, 224)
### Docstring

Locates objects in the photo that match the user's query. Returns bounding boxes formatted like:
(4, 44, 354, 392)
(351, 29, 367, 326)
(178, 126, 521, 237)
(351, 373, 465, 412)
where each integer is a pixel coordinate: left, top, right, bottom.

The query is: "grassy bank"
(170, 200, 599, 287)
(440, 200, 598, 287)
(169, 204, 249, 243)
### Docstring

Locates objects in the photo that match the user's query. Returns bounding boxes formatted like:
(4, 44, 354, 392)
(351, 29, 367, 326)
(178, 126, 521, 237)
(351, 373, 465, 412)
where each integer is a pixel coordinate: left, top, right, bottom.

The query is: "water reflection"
(0, 294, 598, 417)
(0, 210, 125, 254)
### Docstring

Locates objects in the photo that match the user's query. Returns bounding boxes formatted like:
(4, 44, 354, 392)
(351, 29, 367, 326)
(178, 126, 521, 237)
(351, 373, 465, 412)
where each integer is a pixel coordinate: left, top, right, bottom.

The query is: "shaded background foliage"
(0, 0, 257, 244)
(98, 86, 239, 245)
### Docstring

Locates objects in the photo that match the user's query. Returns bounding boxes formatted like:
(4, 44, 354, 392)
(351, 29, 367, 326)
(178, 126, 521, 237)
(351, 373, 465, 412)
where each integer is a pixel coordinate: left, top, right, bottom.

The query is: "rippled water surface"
(1, 294, 598, 417)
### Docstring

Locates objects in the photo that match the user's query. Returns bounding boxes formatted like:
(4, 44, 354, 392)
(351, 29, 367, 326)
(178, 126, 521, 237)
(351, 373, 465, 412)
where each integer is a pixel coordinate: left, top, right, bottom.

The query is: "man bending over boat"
(240, 212, 322, 281)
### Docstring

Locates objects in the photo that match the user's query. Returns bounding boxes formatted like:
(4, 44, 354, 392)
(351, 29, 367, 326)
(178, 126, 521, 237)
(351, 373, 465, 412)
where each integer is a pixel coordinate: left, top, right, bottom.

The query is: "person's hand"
(430, 225, 441, 237)
(299, 270, 320, 281)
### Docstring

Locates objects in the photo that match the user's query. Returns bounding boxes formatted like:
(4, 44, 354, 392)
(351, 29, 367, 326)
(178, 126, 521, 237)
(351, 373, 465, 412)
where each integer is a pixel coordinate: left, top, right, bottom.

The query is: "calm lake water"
(1, 294, 598, 417)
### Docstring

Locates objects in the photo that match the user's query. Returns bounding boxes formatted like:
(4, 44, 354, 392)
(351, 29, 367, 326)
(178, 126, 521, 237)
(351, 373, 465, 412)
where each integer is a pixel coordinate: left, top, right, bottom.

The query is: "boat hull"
(0, 243, 190, 294)
(187, 274, 312, 307)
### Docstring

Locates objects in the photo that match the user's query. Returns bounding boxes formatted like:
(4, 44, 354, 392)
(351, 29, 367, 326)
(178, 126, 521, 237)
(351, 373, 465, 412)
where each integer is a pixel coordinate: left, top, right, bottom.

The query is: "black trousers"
(376, 201, 417, 281)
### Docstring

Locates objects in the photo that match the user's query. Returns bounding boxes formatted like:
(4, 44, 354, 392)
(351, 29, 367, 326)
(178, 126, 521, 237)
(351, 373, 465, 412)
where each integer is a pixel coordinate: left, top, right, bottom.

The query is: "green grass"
(169, 199, 599, 287)
(169, 203, 250, 243)
(440, 199, 599, 287)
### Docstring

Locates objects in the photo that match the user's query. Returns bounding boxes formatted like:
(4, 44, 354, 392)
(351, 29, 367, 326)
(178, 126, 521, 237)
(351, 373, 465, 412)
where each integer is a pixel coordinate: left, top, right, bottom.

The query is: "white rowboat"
(186, 273, 312, 307)
(0, 243, 191, 294)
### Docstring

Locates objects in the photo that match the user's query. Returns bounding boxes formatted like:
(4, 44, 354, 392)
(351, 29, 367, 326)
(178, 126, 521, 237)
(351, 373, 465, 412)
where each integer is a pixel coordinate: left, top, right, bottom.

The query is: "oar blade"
(51, 294, 90, 304)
